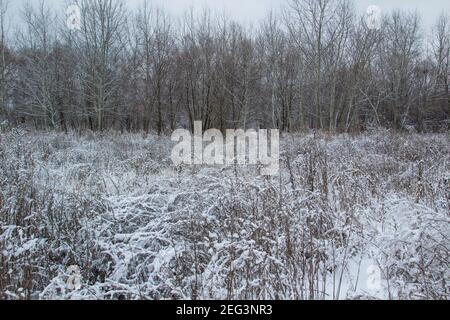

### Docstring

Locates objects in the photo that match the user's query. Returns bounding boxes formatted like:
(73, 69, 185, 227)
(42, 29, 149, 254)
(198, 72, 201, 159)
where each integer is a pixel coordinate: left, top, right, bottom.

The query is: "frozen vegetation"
(0, 126, 448, 300)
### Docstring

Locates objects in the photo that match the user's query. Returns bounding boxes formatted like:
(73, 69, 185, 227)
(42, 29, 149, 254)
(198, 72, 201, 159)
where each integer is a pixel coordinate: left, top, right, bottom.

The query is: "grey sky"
(7, 0, 450, 31)
(135, 0, 450, 28)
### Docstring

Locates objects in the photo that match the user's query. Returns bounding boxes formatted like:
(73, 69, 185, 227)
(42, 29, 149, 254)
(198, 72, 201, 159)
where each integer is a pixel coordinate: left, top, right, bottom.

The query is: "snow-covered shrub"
(367, 199, 449, 299)
(0, 120, 10, 133)
(0, 129, 448, 300)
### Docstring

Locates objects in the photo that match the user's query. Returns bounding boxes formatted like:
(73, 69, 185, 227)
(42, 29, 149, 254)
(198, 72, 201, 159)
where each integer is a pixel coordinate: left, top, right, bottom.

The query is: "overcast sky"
(7, 0, 450, 31)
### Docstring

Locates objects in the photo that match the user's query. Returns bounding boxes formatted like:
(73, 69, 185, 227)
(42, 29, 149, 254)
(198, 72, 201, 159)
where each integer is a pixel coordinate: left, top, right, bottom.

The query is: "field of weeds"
(0, 128, 448, 300)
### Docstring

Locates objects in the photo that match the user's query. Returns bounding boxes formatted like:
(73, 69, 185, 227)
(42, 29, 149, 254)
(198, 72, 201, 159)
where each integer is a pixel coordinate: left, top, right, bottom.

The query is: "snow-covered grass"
(0, 128, 448, 300)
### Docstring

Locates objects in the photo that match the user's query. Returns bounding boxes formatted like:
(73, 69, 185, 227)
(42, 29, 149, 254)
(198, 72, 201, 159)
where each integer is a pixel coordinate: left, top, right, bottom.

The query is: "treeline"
(0, 0, 448, 133)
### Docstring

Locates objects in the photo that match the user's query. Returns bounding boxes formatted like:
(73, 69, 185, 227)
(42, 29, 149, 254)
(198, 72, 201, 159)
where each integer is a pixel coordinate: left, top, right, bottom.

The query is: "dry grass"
(0, 127, 448, 299)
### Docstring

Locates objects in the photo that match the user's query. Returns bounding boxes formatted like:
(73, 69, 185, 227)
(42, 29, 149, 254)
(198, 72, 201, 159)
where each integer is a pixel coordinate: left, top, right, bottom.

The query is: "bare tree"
(15, 1, 61, 128)
(72, 0, 127, 131)
(0, 0, 9, 119)
(432, 12, 450, 126)
(135, 2, 174, 134)
(1, 0, 448, 133)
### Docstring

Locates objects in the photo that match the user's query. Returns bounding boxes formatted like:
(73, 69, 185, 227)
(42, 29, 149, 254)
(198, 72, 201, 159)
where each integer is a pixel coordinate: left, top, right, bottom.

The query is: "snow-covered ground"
(0, 128, 448, 300)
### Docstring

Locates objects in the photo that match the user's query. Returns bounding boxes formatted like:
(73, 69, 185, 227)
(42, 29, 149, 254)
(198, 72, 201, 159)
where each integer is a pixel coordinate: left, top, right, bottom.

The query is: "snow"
(0, 128, 448, 300)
